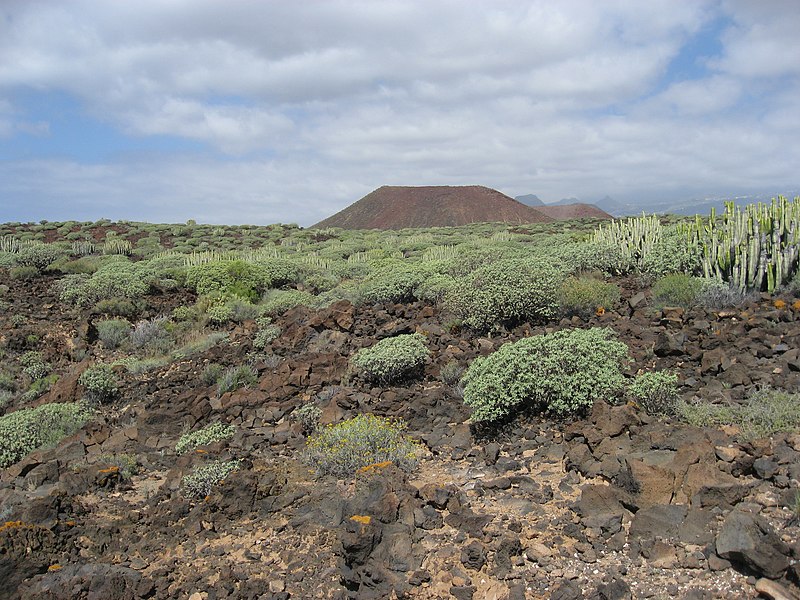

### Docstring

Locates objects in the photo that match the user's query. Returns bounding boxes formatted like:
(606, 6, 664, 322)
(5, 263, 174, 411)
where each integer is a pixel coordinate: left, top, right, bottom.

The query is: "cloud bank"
(0, 0, 798, 224)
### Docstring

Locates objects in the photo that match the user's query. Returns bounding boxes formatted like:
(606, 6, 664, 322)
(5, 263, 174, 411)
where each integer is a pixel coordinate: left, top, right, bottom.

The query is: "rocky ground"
(1, 271, 799, 599)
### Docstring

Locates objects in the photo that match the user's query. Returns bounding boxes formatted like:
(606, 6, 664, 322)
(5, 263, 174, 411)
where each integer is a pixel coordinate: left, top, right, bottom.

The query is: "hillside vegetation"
(0, 198, 799, 598)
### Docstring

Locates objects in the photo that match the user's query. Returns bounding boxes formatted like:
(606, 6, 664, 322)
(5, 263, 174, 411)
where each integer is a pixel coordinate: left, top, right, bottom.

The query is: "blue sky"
(1, 1, 798, 225)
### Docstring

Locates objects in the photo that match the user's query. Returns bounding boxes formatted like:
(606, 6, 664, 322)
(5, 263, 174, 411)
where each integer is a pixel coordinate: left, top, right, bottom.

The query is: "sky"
(0, 0, 798, 226)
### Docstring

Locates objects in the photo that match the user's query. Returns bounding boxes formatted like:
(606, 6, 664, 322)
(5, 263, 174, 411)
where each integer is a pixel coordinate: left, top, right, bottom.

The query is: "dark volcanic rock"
(715, 510, 790, 579)
(18, 563, 153, 600)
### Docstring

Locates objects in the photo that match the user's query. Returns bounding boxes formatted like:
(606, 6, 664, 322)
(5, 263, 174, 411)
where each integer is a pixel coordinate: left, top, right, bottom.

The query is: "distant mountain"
(514, 194, 545, 207)
(535, 203, 613, 221)
(553, 197, 581, 206)
(312, 185, 554, 230)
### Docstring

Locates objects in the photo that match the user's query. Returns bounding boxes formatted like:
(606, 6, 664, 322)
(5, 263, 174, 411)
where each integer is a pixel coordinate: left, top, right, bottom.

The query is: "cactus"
(693, 196, 800, 293)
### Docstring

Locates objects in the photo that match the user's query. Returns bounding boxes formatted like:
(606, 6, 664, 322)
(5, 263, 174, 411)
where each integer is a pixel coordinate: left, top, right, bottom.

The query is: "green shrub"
(217, 365, 258, 397)
(304, 414, 421, 477)
(439, 360, 464, 386)
(293, 403, 322, 433)
(19, 351, 49, 381)
(93, 297, 143, 319)
(9, 266, 39, 281)
(696, 279, 750, 308)
(558, 275, 621, 318)
(201, 363, 225, 386)
(260, 289, 316, 317)
(445, 258, 563, 331)
(97, 453, 139, 479)
(254, 324, 281, 349)
(677, 388, 800, 440)
(461, 327, 629, 421)
(181, 459, 241, 498)
(14, 243, 67, 271)
(78, 364, 119, 403)
(0, 401, 92, 468)
(95, 318, 131, 350)
(21, 374, 58, 402)
(130, 317, 173, 356)
(350, 333, 429, 385)
(358, 260, 424, 304)
(640, 226, 702, 278)
(175, 422, 236, 454)
(627, 371, 679, 416)
(57, 261, 152, 306)
(652, 274, 705, 308)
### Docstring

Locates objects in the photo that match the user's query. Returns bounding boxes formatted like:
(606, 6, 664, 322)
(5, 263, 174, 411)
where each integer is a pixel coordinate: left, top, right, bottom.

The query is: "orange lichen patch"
(356, 460, 393, 475)
(595, 306, 606, 316)
(774, 299, 787, 309)
(0, 521, 36, 533)
(98, 466, 119, 474)
(195, 449, 208, 454)
(350, 515, 372, 526)
(64, 520, 76, 527)
(48, 564, 62, 572)
(792, 300, 800, 311)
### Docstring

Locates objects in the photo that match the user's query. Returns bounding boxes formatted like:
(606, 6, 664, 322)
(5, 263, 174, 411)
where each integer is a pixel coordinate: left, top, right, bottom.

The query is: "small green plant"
(304, 414, 421, 477)
(175, 422, 236, 455)
(293, 403, 322, 433)
(201, 363, 225, 386)
(95, 318, 131, 350)
(678, 388, 800, 440)
(652, 274, 705, 308)
(350, 333, 430, 385)
(461, 327, 629, 421)
(217, 365, 258, 397)
(97, 453, 139, 479)
(130, 317, 173, 356)
(0, 401, 92, 468)
(19, 351, 49, 381)
(445, 257, 563, 331)
(181, 459, 241, 499)
(78, 364, 119, 403)
(9, 266, 39, 281)
(627, 371, 679, 416)
(559, 275, 621, 318)
(439, 360, 464, 386)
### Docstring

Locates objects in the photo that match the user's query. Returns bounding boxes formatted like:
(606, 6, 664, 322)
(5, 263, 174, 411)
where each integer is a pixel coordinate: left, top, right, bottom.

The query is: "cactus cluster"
(692, 196, 800, 292)
(590, 213, 664, 274)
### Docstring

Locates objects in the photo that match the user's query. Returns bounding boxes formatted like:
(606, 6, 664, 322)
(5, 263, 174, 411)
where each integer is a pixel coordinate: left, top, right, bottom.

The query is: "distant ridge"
(515, 193, 545, 206)
(312, 185, 554, 230)
(536, 203, 613, 220)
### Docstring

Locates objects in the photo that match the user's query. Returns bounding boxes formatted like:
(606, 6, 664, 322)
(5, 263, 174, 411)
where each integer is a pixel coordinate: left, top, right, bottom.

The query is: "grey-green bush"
(175, 422, 235, 454)
(181, 459, 241, 498)
(0, 401, 92, 468)
(558, 275, 621, 318)
(461, 327, 629, 421)
(445, 258, 563, 331)
(627, 371, 679, 416)
(78, 364, 119, 403)
(350, 333, 430, 385)
(95, 318, 131, 350)
(304, 414, 421, 477)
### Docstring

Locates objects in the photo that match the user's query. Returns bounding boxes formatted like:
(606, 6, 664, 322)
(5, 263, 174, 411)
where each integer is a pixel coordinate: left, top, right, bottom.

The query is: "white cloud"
(0, 0, 797, 224)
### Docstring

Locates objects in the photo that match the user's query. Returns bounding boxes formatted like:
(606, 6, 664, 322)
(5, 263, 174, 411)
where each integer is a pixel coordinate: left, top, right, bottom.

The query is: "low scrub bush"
(9, 266, 39, 281)
(260, 289, 316, 317)
(627, 371, 679, 416)
(0, 401, 92, 468)
(445, 258, 563, 331)
(559, 275, 621, 318)
(95, 318, 131, 350)
(678, 388, 800, 440)
(358, 260, 424, 304)
(201, 363, 225, 386)
(350, 333, 429, 385)
(652, 274, 705, 308)
(130, 317, 173, 356)
(78, 364, 119, 403)
(57, 261, 152, 306)
(461, 327, 629, 421)
(175, 422, 236, 455)
(696, 279, 751, 308)
(292, 403, 322, 433)
(181, 459, 241, 499)
(304, 414, 421, 477)
(19, 351, 49, 382)
(217, 365, 258, 397)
